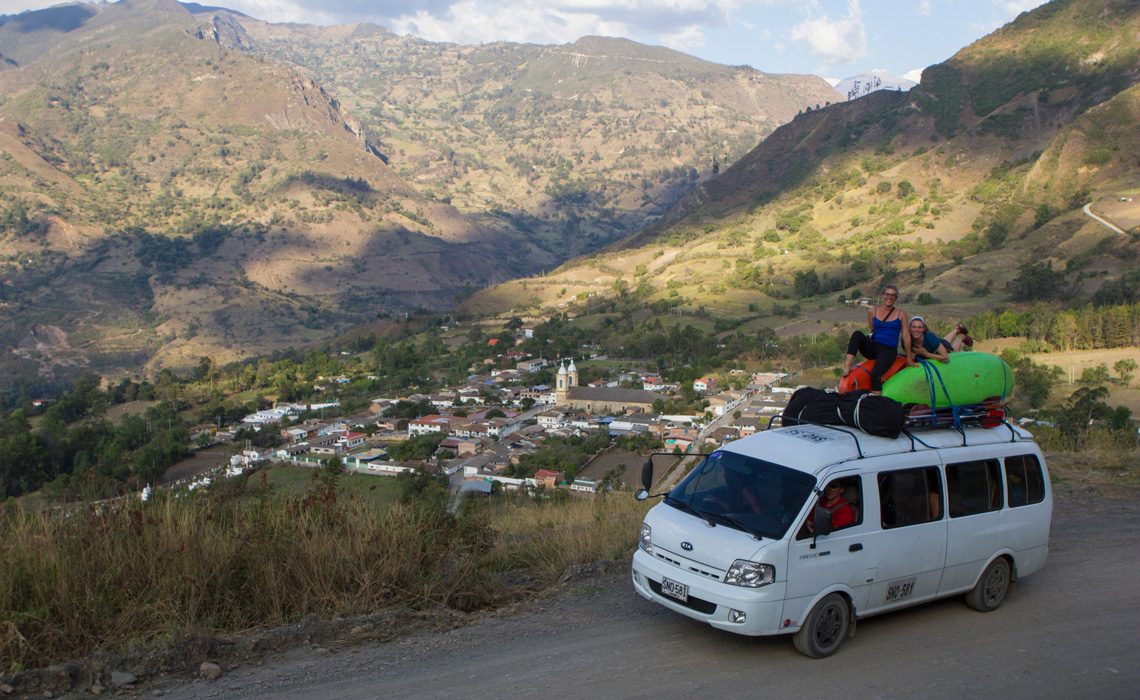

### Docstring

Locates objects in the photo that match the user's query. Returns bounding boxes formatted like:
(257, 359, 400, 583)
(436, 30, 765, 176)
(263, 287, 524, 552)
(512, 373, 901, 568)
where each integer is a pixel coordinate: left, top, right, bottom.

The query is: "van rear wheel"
(793, 593, 849, 658)
(966, 557, 1011, 612)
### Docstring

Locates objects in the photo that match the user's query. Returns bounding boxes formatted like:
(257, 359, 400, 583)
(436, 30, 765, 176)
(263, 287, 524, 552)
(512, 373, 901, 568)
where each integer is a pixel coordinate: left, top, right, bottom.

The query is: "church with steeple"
(555, 357, 578, 404)
(554, 358, 659, 414)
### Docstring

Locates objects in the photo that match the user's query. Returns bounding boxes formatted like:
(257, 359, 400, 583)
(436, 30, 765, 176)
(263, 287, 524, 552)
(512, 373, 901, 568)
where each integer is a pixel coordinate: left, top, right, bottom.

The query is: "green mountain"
(463, 0, 1139, 332)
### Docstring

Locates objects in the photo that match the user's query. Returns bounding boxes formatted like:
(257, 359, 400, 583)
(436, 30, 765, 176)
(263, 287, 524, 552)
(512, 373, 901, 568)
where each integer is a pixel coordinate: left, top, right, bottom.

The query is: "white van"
(631, 422, 1052, 657)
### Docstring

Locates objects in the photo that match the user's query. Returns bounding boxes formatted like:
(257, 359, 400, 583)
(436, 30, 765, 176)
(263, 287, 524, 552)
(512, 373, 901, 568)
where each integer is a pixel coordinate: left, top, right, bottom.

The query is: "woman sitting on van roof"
(842, 284, 915, 394)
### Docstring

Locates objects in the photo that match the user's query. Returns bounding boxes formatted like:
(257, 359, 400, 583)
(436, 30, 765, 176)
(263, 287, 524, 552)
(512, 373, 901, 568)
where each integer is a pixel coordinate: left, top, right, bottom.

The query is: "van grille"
(654, 551, 722, 581)
(648, 580, 718, 614)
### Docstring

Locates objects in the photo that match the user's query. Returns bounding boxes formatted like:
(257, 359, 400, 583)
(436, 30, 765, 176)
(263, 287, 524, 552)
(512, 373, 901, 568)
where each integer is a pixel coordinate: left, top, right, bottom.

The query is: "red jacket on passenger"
(808, 496, 855, 530)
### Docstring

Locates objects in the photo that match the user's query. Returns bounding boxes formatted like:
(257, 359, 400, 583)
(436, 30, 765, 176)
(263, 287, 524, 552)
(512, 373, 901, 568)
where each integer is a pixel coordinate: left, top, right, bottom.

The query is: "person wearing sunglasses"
(806, 480, 855, 534)
(841, 284, 914, 393)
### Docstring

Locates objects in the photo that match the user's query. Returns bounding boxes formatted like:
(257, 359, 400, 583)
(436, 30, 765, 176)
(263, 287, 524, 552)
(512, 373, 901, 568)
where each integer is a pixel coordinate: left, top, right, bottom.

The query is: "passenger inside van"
(805, 480, 856, 534)
(879, 468, 943, 527)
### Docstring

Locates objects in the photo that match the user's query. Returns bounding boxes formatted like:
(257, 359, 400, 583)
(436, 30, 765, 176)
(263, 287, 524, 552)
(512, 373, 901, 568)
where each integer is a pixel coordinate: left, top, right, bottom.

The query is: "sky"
(0, 0, 1050, 84)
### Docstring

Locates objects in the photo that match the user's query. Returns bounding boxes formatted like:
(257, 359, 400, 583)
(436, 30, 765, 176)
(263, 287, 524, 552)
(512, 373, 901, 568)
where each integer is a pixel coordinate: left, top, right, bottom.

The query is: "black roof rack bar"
(1002, 420, 1020, 442)
(954, 424, 967, 446)
(766, 415, 864, 459)
(901, 429, 936, 451)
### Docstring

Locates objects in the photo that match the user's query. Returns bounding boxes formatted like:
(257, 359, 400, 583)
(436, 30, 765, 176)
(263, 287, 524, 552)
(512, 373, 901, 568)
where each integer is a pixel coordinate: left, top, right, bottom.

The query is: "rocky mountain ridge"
(462, 0, 1139, 332)
(0, 0, 837, 389)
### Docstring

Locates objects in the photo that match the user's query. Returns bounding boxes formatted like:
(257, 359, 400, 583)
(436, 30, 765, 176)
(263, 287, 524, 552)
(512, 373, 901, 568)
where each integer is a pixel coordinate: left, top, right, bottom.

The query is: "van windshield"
(666, 449, 816, 540)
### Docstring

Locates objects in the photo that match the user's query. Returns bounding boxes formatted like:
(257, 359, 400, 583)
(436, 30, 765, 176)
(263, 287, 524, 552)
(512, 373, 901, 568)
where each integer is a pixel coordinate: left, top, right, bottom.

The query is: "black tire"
(793, 593, 850, 658)
(966, 557, 1011, 612)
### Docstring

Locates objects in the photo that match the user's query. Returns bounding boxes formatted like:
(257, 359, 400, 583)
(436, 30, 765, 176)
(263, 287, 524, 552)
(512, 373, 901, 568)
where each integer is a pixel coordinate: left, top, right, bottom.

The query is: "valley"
(0, 0, 1138, 685)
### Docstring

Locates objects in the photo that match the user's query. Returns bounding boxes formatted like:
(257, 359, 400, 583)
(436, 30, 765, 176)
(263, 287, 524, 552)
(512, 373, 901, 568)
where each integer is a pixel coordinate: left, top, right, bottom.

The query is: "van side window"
(946, 459, 1003, 517)
(878, 467, 942, 529)
(1005, 454, 1046, 507)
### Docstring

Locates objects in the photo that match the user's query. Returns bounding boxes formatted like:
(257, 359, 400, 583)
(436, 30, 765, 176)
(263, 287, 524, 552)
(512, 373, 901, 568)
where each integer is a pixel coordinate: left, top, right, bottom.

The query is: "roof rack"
(1000, 420, 1022, 443)
(903, 419, 1025, 449)
(766, 415, 865, 459)
(902, 429, 935, 452)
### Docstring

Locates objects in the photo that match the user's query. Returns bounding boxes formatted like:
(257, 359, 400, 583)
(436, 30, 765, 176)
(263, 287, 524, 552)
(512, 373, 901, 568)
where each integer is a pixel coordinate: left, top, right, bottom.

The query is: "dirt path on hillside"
(148, 481, 1139, 700)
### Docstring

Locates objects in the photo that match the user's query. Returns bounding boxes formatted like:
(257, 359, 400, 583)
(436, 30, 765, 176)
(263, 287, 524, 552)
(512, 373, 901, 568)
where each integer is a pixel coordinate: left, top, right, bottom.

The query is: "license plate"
(660, 577, 688, 602)
(884, 577, 916, 603)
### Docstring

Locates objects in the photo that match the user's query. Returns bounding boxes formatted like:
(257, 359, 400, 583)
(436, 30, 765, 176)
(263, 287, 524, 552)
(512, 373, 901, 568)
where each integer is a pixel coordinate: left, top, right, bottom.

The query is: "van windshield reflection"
(666, 450, 815, 540)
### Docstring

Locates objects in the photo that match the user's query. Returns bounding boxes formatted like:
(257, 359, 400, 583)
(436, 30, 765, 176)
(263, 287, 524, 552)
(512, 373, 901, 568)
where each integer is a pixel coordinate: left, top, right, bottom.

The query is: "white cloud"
(996, 0, 1045, 15)
(661, 24, 706, 52)
(383, 0, 752, 47)
(917, 0, 932, 16)
(789, 0, 866, 66)
(903, 67, 924, 83)
(223, 0, 342, 25)
(390, 1, 629, 45)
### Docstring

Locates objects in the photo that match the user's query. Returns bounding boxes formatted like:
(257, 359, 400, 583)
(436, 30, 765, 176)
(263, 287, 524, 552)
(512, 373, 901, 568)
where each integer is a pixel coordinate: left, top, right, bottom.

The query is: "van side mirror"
(635, 489, 649, 501)
(813, 505, 833, 536)
(640, 457, 653, 491)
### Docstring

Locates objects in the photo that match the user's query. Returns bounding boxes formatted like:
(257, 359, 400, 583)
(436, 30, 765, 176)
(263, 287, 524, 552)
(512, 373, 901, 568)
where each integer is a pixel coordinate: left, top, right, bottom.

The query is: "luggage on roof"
(782, 387, 905, 439)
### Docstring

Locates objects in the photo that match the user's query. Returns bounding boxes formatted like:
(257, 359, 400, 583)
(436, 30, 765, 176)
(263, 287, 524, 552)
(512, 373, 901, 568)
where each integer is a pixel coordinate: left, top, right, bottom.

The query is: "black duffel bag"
(782, 387, 904, 439)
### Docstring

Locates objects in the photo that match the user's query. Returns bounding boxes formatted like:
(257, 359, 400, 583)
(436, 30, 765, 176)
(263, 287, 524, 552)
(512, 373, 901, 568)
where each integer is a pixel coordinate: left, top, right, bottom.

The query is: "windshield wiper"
(703, 511, 760, 538)
(665, 495, 717, 527)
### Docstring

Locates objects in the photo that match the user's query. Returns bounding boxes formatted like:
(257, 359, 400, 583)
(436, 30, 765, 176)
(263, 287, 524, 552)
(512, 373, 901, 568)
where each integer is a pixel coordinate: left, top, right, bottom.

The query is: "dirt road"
(162, 484, 1140, 699)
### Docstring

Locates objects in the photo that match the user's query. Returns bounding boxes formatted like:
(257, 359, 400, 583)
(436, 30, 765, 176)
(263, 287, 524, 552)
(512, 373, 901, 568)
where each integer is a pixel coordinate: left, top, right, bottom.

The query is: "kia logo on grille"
(681, 541, 694, 551)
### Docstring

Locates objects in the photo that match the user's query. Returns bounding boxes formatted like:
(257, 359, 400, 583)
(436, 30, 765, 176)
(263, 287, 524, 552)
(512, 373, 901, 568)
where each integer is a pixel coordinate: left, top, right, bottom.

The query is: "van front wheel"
(966, 557, 1011, 612)
(793, 593, 849, 658)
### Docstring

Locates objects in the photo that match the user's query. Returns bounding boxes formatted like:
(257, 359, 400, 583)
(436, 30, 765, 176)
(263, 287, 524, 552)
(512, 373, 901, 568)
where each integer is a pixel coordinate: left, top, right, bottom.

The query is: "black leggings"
(847, 331, 897, 391)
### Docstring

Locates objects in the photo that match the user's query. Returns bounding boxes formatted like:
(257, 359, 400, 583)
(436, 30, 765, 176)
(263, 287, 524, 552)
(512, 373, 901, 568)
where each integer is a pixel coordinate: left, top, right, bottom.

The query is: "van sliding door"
(938, 456, 1006, 594)
(864, 459, 947, 615)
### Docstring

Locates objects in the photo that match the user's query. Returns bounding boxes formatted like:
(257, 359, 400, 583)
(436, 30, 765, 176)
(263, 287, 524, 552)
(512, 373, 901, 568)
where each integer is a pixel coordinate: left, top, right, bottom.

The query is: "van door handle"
(849, 543, 863, 552)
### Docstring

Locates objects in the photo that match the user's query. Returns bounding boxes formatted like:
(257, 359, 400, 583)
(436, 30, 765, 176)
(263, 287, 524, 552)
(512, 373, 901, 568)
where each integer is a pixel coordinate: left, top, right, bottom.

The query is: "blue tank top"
(871, 307, 901, 347)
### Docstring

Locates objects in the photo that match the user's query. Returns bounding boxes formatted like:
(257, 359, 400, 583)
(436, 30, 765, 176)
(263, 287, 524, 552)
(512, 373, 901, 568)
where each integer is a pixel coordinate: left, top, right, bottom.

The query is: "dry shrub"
(485, 494, 649, 582)
(1045, 445, 1140, 490)
(0, 491, 491, 669)
(0, 488, 649, 669)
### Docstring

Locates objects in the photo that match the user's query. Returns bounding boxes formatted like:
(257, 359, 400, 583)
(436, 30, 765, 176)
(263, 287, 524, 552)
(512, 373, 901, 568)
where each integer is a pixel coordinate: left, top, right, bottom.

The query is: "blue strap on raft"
(915, 357, 1011, 429)
(918, 360, 954, 427)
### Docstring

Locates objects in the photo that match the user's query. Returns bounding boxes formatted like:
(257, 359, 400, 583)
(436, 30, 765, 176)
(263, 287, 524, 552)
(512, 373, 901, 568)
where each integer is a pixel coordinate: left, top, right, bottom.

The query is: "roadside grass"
(1042, 440, 1140, 490)
(480, 494, 649, 583)
(0, 483, 647, 670)
(253, 463, 404, 510)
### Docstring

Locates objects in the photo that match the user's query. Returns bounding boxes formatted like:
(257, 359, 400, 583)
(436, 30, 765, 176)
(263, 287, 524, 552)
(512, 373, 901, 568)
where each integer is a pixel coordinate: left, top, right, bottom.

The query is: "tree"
(1107, 405, 1133, 432)
(1114, 358, 1137, 385)
(1007, 261, 1066, 302)
(1078, 363, 1110, 385)
(194, 356, 216, 382)
(1056, 386, 1111, 449)
(793, 270, 821, 298)
(1001, 350, 1061, 409)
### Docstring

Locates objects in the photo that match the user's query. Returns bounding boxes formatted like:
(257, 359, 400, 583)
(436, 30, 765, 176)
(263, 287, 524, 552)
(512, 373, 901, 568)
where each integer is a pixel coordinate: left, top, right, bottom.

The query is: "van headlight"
(639, 522, 652, 553)
(724, 560, 775, 587)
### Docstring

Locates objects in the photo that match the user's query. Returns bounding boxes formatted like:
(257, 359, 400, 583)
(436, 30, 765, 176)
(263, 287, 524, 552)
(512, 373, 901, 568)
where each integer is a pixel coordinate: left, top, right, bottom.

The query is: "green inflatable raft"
(882, 353, 1014, 408)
